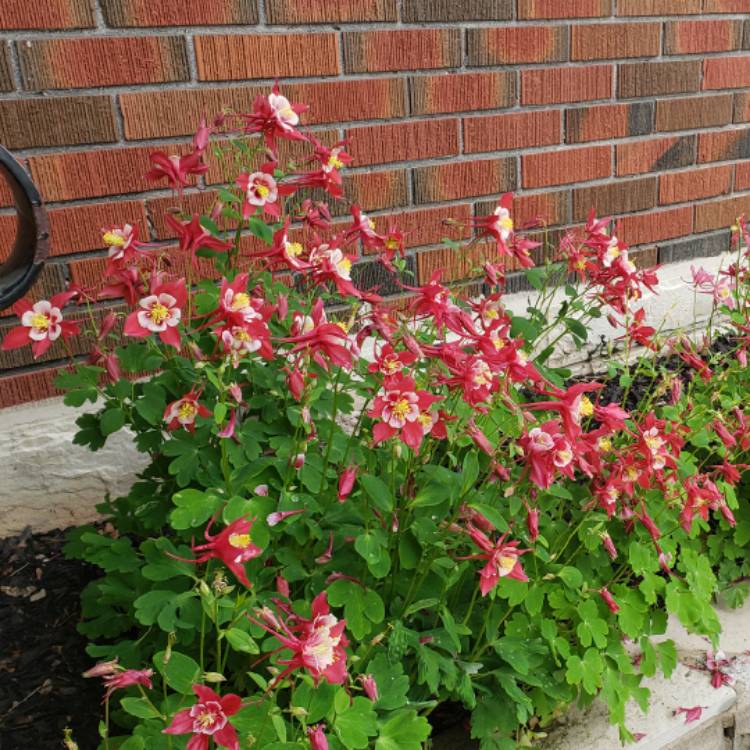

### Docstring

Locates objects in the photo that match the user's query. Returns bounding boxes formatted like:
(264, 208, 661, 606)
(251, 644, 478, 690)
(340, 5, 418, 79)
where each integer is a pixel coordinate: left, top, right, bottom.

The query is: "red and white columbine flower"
(464, 525, 529, 597)
(368, 375, 442, 452)
(1, 291, 79, 359)
(249, 591, 349, 686)
(102, 224, 145, 265)
(163, 391, 211, 432)
(124, 279, 186, 349)
(163, 684, 241, 750)
(237, 167, 280, 219)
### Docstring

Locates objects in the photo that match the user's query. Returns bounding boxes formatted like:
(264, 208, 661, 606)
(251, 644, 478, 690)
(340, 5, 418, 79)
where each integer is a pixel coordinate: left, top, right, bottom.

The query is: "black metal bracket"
(0, 145, 49, 311)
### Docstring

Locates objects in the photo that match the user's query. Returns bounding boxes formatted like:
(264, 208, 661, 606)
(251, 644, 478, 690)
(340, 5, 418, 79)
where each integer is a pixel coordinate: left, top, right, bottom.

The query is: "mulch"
(0, 527, 101, 750)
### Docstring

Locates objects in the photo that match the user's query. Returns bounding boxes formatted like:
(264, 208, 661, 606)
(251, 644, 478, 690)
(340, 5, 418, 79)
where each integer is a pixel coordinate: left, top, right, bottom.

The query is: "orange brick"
(345, 170, 409, 212)
(413, 158, 517, 203)
(416, 244, 495, 284)
(468, 26, 567, 65)
(371, 204, 473, 251)
(616, 0, 701, 13)
(513, 191, 570, 228)
(567, 102, 653, 143)
(523, 146, 611, 188)
(19, 37, 188, 90)
(656, 94, 734, 132)
(617, 207, 693, 246)
(344, 29, 460, 73)
(617, 136, 696, 176)
(0, 43, 13, 92)
(697, 128, 750, 163)
(735, 162, 750, 190)
(522, 65, 612, 105)
(573, 177, 657, 221)
(703, 56, 750, 91)
(101, 0, 259, 25)
(464, 110, 561, 154)
(572, 23, 661, 61)
(410, 72, 516, 115)
(346, 119, 459, 167)
(703, 0, 750, 10)
(659, 165, 733, 205)
(195, 33, 339, 81)
(518, 0, 610, 18)
(665, 21, 743, 55)
(736, 93, 750, 123)
(267, 0, 396, 22)
(48, 200, 148, 255)
(0, 0, 94, 29)
(120, 78, 406, 140)
(0, 366, 65, 408)
(695, 195, 750, 232)
(28, 144, 187, 201)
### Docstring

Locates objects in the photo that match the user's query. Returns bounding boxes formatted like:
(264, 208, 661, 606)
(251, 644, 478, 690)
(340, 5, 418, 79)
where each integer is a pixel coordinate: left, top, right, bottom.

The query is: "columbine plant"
(6, 84, 750, 749)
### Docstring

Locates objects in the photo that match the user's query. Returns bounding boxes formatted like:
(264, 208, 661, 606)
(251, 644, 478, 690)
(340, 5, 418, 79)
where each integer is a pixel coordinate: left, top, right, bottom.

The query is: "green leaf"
(152, 650, 200, 694)
(359, 474, 394, 512)
(248, 216, 274, 245)
(100, 408, 125, 436)
(367, 653, 409, 711)
(120, 697, 162, 720)
(292, 680, 337, 724)
(170, 489, 221, 530)
(225, 628, 260, 654)
(558, 566, 583, 589)
(375, 710, 431, 750)
(493, 638, 530, 675)
(334, 697, 377, 750)
(657, 640, 678, 678)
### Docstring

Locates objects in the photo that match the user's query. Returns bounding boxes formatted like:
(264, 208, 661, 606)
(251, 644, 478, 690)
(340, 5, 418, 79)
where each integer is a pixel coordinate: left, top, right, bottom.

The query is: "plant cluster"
(5, 86, 750, 750)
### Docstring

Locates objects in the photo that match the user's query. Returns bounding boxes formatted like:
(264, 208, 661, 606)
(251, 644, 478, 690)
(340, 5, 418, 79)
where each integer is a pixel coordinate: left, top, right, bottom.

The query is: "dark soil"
(0, 527, 101, 750)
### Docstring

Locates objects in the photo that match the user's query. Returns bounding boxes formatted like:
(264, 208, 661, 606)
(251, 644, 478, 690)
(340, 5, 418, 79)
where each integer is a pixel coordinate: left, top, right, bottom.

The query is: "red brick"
(0, 0, 94, 29)
(28, 144, 185, 201)
(0, 43, 13, 92)
(618, 61, 701, 98)
(476, 191, 570, 228)
(467, 26, 567, 66)
(656, 94, 734, 132)
(736, 93, 750, 123)
(697, 128, 750, 163)
(523, 145, 611, 188)
(19, 37, 188, 90)
(695, 195, 750, 232)
(371, 204, 472, 252)
(0, 96, 116, 149)
(402, 0, 513, 21)
(410, 72, 516, 115)
(120, 79, 405, 140)
(703, 0, 750, 10)
(147, 192, 219, 240)
(703, 56, 750, 91)
(518, 0, 610, 18)
(566, 102, 653, 143)
(659, 165, 733, 205)
(464, 110, 561, 154)
(572, 23, 661, 61)
(416, 243, 495, 283)
(617, 207, 693, 246)
(573, 177, 657, 221)
(616, 0, 701, 14)
(267, 0, 395, 22)
(0, 367, 65, 408)
(195, 34, 339, 81)
(413, 158, 517, 203)
(101, 0, 258, 25)
(522, 65, 612, 105)
(345, 170, 409, 212)
(665, 21, 743, 55)
(735, 162, 750, 190)
(617, 135, 696, 175)
(344, 29, 460, 73)
(345, 119, 459, 167)
(48, 200, 149, 255)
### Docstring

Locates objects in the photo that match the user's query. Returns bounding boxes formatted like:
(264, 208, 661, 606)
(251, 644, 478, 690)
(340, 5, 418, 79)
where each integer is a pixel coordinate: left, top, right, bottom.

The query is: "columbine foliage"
(5, 86, 750, 749)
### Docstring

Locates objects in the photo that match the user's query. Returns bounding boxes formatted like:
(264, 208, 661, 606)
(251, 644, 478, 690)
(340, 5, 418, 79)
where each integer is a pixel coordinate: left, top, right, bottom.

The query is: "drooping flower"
(337, 465, 358, 503)
(598, 587, 619, 614)
(163, 684, 241, 750)
(472, 193, 515, 251)
(242, 84, 308, 148)
(102, 223, 148, 267)
(359, 674, 379, 702)
(1, 291, 79, 359)
(309, 242, 360, 298)
(463, 525, 529, 597)
(124, 278, 187, 349)
(367, 343, 418, 376)
(525, 382, 603, 441)
(168, 517, 262, 588)
(163, 391, 211, 432)
(145, 150, 208, 192)
(249, 591, 349, 686)
(165, 214, 231, 261)
(307, 725, 330, 750)
(83, 661, 154, 701)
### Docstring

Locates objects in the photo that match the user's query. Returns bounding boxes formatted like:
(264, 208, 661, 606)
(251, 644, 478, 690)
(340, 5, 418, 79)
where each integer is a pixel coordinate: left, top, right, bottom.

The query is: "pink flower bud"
(98, 311, 117, 339)
(599, 587, 619, 614)
(193, 118, 211, 153)
(307, 725, 329, 750)
(670, 378, 683, 405)
(228, 383, 243, 403)
(467, 420, 494, 456)
(293, 453, 306, 470)
(601, 533, 617, 561)
(738, 349, 748, 367)
(267, 509, 304, 527)
(217, 409, 236, 439)
(526, 507, 539, 542)
(277, 293, 288, 321)
(82, 659, 119, 678)
(210, 201, 224, 222)
(276, 575, 290, 598)
(360, 674, 379, 702)
(254, 484, 269, 496)
(337, 465, 358, 503)
(286, 368, 305, 401)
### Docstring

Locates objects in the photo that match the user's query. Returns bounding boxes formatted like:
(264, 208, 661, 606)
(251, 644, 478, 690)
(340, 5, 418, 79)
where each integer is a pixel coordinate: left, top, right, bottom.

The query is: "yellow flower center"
(235, 329, 252, 342)
(644, 434, 663, 452)
(178, 401, 197, 421)
(337, 258, 352, 275)
(367, 219, 376, 231)
(392, 398, 412, 420)
(497, 555, 516, 575)
(576, 258, 586, 271)
(598, 437, 612, 452)
(102, 231, 125, 247)
(383, 358, 400, 374)
(626, 466, 638, 481)
(30, 312, 50, 330)
(229, 533, 252, 549)
(196, 710, 217, 729)
(578, 396, 594, 418)
(149, 303, 170, 325)
(256, 184, 270, 199)
(328, 155, 344, 170)
(385, 238, 400, 251)
(286, 241, 303, 258)
(485, 308, 499, 320)
(231, 292, 250, 310)
(280, 105, 295, 120)
(418, 412, 433, 427)
(335, 321, 349, 333)
(498, 216, 514, 232)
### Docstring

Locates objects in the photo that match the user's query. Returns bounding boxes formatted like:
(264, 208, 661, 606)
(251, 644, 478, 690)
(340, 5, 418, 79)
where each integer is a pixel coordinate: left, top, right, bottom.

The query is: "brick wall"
(0, 0, 749, 407)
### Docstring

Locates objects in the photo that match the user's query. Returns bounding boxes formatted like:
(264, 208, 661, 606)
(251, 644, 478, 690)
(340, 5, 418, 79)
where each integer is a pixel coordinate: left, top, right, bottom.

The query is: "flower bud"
(202, 671, 226, 683)
(337, 465, 358, 503)
(359, 674, 379, 702)
(599, 587, 619, 614)
(307, 725, 329, 750)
